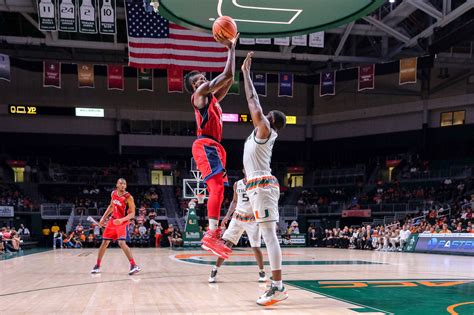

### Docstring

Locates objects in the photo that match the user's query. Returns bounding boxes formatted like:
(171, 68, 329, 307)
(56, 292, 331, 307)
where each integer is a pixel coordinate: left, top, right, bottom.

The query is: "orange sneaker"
(201, 228, 232, 259)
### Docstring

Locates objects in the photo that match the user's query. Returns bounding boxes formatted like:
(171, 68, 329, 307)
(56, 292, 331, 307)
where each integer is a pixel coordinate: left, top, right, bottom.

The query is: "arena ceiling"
(0, 0, 473, 72)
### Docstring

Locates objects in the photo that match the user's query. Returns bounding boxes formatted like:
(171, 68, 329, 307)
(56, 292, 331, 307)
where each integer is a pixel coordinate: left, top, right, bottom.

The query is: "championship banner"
(358, 64, 375, 91)
(320, 71, 335, 97)
(274, 37, 290, 46)
(252, 72, 267, 96)
(399, 57, 417, 85)
(309, 32, 325, 48)
(167, 68, 183, 93)
(79, 0, 98, 33)
(0, 54, 11, 82)
(239, 38, 255, 45)
(278, 72, 293, 97)
(256, 38, 271, 45)
(137, 68, 153, 91)
(77, 63, 94, 88)
(107, 64, 123, 90)
(0, 206, 14, 218)
(43, 61, 61, 88)
(37, 0, 57, 31)
(228, 70, 240, 95)
(58, 0, 77, 32)
(98, 0, 116, 34)
(292, 35, 307, 46)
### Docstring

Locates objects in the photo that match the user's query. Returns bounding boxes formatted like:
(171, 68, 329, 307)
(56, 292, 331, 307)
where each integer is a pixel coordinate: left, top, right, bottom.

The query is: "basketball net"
(196, 194, 205, 204)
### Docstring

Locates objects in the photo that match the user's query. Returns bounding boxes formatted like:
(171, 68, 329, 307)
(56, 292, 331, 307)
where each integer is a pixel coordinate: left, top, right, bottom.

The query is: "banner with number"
(107, 64, 123, 90)
(252, 72, 267, 96)
(77, 63, 94, 88)
(44, 61, 61, 88)
(309, 32, 325, 48)
(167, 68, 183, 93)
(278, 72, 293, 97)
(79, 0, 97, 33)
(0, 54, 11, 82)
(58, 0, 77, 32)
(358, 64, 375, 91)
(98, 0, 116, 34)
(292, 35, 307, 46)
(274, 37, 290, 46)
(399, 57, 417, 85)
(137, 68, 153, 91)
(37, 0, 57, 31)
(320, 71, 335, 97)
(228, 70, 240, 95)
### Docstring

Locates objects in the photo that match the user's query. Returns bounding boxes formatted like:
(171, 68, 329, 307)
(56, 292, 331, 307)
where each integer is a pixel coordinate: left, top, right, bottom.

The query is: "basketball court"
(1, 248, 473, 314)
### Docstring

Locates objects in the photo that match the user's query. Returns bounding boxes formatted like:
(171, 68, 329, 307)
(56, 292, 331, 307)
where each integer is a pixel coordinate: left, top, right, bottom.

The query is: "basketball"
(212, 16, 237, 43)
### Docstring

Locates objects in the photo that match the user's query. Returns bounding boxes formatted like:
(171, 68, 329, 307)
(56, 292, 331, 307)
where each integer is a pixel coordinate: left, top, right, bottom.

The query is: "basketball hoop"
(196, 194, 205, 204)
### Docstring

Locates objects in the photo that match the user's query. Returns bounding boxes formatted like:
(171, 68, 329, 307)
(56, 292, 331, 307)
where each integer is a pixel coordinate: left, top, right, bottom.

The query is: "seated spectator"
(308, 228, 318, 247)
(53, 230, 63, 249)
(439, 223, 452, 234)
(399, 225, 411, 250)
(18, 224, 30, 237)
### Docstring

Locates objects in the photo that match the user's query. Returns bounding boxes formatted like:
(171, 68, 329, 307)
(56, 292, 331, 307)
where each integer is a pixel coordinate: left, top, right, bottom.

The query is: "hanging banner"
(292, 35, 307, 46)
(274, 37, 290, 46)
(37, 0, 57, 31)
(77, 63, 94, 88)
(167, 68, 183, 93)
(309, 32, 325, 48)
(320, 71, 335, 97)
(399, 57, 418, 85)
(358, 64, 375, 91)
(58, 0, 77, 32)
(278, 72, 293, 97)
(252, 72, 267, 96)
(256, 38, 271, 45)
(43, 61, 61, 88)
(107, 64, 123, 90)
(79, 0, 97, 33)
(98, 0, 116, 34)
(228, 70, 240, 95)
(239, 38, 255, 45)
(0, 54, 11, 82)
(137, 68, 153, 91)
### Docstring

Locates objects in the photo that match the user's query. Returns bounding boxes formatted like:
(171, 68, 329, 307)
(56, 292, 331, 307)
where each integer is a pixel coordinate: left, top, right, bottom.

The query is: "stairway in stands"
(160, 185, 184, 230)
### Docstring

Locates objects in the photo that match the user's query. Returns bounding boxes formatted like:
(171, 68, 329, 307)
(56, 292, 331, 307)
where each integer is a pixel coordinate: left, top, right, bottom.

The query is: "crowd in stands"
(0, 184, 35, 211)
(0, 224, 30, 255)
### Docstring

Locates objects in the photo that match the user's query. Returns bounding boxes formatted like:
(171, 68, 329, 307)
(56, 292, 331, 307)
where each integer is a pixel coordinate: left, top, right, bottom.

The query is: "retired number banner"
(98, 0, 116, 34)
(37, 0, 57, 31)
(58, 0, 77, 32)
(79, 0, 98, 33)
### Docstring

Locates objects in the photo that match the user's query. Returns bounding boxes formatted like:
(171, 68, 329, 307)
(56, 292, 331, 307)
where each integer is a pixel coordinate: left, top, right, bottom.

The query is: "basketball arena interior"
(1, 0, 474, 314)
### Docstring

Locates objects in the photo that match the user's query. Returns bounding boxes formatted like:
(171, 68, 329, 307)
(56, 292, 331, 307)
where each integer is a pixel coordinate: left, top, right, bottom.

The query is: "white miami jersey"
(235, 179, 252, 215)
(243, 128, 278, 178)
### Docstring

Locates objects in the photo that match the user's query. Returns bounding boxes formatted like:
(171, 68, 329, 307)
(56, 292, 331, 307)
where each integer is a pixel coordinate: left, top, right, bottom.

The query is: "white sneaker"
(258, 271, 267, 283)
(91, 265, 100, 274)
(208, 268, 217, 283)
(129, 265, 141, 275)
(256, 284, 288, 306)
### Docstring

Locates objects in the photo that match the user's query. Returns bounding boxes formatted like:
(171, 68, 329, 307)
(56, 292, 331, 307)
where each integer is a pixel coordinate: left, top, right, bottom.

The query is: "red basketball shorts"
(102, 220, 129, 241)
(192, 137, 228, 184)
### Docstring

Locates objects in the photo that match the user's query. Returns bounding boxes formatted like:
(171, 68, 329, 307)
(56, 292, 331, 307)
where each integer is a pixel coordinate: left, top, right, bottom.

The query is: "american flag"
(125, 1, 227, 71)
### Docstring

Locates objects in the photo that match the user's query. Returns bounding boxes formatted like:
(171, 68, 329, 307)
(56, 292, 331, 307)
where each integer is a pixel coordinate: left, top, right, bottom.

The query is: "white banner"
(309, 32, 325, 48)
(239, 38, 255, 45)
(274, 37, 290, 46)
(98, 0, 116, 34)
(292, 35, 307, 46)
(58, 0, 77, 32)
(79, 0, 97, 33)
(419, 233, 474, 238)
(37, 0, 57, 31)
(0, 206, 14, 217)
(256, 38, 271, 45)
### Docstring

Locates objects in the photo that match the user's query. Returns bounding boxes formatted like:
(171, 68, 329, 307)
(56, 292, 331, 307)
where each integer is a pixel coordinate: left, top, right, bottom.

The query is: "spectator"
(53, 230, 63, 249)
(18, 224, 30, 236)
(399, 225, 411, 250)
(439, 223, 452, 234)
(75, 223, 84, 234)
(51, 223, 60, 235)
(308, 228, 318, 247)
(138, 224, 147, 236)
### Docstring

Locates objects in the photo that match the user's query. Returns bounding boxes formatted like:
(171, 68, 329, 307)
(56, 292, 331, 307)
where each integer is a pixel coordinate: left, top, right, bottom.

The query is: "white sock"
(272, 280, 283, 290)
(209, 219, 218, 230)
(213, 265, 219, 271)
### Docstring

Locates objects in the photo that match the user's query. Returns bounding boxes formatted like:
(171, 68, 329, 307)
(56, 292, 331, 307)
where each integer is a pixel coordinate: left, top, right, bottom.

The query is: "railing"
(40, 203, 75, 218)
(73, 206, 168, 219)
(398, 166, 471, 181)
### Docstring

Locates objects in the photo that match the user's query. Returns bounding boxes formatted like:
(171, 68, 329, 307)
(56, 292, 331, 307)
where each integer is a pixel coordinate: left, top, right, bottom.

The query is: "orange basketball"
(212, 16, 237, 43)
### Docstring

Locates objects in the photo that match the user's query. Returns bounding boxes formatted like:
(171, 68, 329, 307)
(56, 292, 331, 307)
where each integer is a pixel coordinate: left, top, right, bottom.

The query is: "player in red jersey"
(91, 178, 140, 275)
(183, 34, 239, 259)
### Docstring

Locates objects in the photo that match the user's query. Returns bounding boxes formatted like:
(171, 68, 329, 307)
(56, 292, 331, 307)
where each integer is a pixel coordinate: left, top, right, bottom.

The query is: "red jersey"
(192, 94, 223, 142)
(111, 190, 130, 219)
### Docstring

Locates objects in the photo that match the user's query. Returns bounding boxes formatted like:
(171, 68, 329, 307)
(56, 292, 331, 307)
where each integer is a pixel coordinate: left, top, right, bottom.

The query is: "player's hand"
(241, 51, 253, 73)
(220, 217, 229, 228)
(113, 219, 122, 225)
(221, 33, 240, 50)
(99, 219, 106, 227)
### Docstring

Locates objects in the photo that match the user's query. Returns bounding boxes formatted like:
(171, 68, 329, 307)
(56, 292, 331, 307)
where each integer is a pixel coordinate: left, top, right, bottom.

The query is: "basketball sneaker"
(201, 229, 231, 259)
(129, 264, 141, 275)
(258, 271, 267, 282)
(256, 284, 288, 306)
(208, 268, 218, 283)
(90, 265, 101, 274)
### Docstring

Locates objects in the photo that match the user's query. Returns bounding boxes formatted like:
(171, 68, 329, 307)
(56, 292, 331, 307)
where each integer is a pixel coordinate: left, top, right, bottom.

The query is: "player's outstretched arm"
(241, 51, 271, 139)
(195, 35, 238, 104)
(99, 201, 114, 226)
(221, 182, 238, 227)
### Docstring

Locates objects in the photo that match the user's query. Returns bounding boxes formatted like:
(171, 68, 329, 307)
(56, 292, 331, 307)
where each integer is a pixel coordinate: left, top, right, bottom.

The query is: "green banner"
(137, 68, 153, 91)
(183, 208, 202, 247)
(403, 233, 419, 252)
